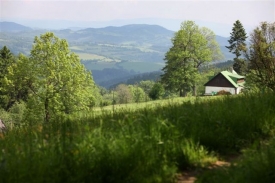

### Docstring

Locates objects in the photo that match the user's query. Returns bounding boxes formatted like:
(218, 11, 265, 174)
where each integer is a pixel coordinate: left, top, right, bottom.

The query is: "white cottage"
(204, 70, 245, 95)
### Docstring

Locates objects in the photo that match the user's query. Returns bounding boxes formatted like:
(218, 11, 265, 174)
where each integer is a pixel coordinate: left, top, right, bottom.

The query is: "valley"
(0, 22, 234, 88)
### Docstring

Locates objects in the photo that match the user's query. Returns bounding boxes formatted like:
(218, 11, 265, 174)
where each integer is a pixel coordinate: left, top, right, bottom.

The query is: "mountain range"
(0, 21, 234, 88)
(0, 22, 32, 32)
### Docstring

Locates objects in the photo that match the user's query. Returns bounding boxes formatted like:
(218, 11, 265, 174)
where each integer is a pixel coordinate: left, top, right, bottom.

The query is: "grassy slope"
(1, 93, 275, 182)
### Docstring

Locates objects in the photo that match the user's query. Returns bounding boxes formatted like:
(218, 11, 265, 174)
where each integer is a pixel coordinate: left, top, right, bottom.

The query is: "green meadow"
(1, 93, 275, 182)
(81, 61, 164, 73)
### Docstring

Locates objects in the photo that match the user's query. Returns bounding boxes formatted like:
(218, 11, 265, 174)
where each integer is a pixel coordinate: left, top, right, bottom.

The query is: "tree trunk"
(179, 89, 183, 97)
(45, 97, 50, 123)
(192, 85, 197, 96)
(184, 90, 188, 97)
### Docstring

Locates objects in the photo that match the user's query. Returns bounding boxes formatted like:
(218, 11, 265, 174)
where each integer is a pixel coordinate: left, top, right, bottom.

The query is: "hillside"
(0, 22, 234, 87)
(0, 21, 33, 32)
(71, 24, 174, 45)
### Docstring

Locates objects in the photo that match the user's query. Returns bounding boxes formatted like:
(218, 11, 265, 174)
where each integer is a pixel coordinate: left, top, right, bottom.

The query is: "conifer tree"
(1, 54, 32, 110)
(0, 46, 16, 109)
(226, 20, 247, 75)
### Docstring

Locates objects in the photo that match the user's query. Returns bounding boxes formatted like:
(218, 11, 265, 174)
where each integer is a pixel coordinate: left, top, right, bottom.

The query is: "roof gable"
(204, 71, 245, 88)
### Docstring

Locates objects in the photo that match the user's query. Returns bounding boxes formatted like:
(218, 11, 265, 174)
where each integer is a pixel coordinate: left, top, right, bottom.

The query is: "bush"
(100, 100, 112, 107)
(0, 101, 26, 129)
(217, 90, 231, 95)
(149, 83, 164, 100)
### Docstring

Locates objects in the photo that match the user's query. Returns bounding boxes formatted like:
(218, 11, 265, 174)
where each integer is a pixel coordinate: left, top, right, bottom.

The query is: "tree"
(1, 54, 32, 110)
(129, 85, 145, 103)
(139, 80, 155, 101)
(149, 82, 164, 100)
(26, 32, 98, 122)
(0, 46, 16, 109)
(0, 46, 13, 62)
(161, 21, 222, 96)
(115, 84, 132, 104)
(244, 22, 275, 91)
(226, 20, 247, 75)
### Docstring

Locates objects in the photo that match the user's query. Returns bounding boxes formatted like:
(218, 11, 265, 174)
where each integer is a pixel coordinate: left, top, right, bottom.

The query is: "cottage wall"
(205, 86, 236, 95)
(204, 70, 245, 95)
(236, 87, 243, 94)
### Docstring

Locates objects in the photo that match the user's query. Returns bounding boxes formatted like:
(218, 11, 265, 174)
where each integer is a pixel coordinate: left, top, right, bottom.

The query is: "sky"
(0, 0, 274, 36)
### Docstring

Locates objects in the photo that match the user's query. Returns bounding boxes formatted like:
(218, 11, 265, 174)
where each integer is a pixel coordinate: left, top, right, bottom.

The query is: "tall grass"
(0, 92, 275, 182)
(196, 137, 275, 183)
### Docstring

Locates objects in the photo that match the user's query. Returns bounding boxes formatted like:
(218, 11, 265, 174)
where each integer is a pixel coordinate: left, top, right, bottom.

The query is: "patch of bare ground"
(176, 155, 239, 183)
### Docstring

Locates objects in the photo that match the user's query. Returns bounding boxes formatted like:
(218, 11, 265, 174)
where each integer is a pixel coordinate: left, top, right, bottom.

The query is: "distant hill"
(0, 22, 235, 87)
(92, 68, 137, 88)
(0, 22, 32, 32)
(93, 68, 162, 88)
(54, 24, 174, 47)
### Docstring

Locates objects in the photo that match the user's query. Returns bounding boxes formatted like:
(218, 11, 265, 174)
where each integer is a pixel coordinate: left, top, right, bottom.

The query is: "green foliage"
(226, 20, 247, 74)
(161, 20, 223, 96)
(133, 80, 155, 102)
(0, 46, 13, 66)
(2, 54, 32, 110)
(226, 20, 247, 58)
(8, 101, 26, 124)
(1, 92, 275, 182)
(233, 58, 247, 75)
(245, 22, 275, 91)
(149, 82, 165, 100)
(212, 60, 234, 70)
(23, 96, 45, 124)
(0, 46, 16, 109)
(129, 85, 146, 103)
(100, 90, 115, 107)
(27, 32, 99, 122)
(125, 71, 161, 86)
(0, 101, 26, 128)
(1, 26, 275, 182)
(139, 80, 155, 93)
(115, 84, 132, 104)
(1, 25, 237, 89)
(196, 68, 217, 95)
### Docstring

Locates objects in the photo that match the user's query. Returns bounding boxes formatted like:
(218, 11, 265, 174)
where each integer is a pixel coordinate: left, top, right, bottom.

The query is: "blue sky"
(1, 0, 274, 36)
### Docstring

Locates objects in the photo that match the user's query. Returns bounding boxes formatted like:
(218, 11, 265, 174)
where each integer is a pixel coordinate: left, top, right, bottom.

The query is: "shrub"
(0, 101, 26, 129)
(217, 90, 231, 95)
(149, 83, 165, 100)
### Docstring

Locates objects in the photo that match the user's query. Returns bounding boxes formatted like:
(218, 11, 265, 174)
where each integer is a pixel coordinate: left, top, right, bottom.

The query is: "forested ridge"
(0, 22, 235, 88)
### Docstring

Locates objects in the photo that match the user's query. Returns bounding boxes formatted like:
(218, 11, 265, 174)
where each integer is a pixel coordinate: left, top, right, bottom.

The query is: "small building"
(204, 70, 245, 95)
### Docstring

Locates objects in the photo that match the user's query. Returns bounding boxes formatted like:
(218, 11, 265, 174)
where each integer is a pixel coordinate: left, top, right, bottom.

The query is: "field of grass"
(77, 52, 120, 62)
(1, 93, 275, 182)
(93, 96, 203, 113)
(69, 46, 83, 51)
(117, 61, 164, 72)
(82, 60, 164, 72)
(81, 61, 118, 70)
